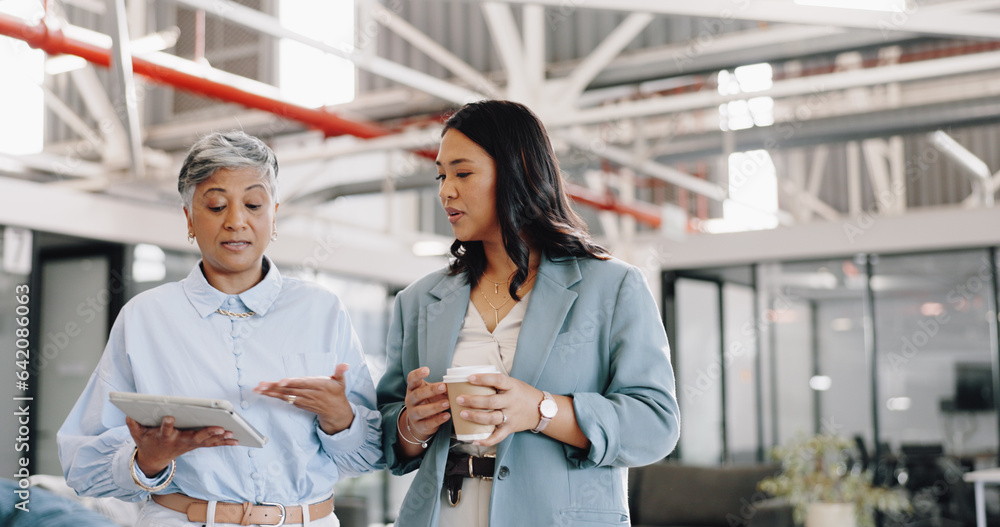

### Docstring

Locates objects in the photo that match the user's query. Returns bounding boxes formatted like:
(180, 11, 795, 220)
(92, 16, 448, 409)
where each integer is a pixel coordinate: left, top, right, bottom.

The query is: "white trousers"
(437, 476, 491, 527)
(135, 499, 341, 527)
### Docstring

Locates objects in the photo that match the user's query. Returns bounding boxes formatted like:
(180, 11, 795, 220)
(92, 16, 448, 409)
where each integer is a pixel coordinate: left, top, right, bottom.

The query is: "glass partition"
(675, 277, 723, 465)
(723, 282, 759, 464)
(873, 250, 997, 461)
(762, 258, 870, 448)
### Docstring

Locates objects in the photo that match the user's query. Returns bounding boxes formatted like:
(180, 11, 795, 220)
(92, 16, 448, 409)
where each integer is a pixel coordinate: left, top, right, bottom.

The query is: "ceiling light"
(886, 397, 912, 411)
(809, 375, 832, 391)
(830, 318, 853, 332)
(920, 302, 945, 317)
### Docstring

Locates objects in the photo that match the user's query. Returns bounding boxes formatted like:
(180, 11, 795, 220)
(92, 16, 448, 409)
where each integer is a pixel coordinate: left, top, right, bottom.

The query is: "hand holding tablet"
(110, 392, 268, 448)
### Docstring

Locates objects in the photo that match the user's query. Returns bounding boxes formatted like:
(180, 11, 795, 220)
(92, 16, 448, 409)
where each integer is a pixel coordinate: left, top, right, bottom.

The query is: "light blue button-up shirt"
(58, 257, 385, 504)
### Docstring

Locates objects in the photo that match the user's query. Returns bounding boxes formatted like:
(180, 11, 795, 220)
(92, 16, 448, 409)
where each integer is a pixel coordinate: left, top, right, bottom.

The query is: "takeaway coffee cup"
(443, 365, 500, 441)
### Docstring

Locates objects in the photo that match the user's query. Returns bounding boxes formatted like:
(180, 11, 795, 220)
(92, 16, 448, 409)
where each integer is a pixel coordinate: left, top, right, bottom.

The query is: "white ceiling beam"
(60, 0, 106, 13)
(110, 0, 145, 178)
(41, 86, 104, 149)
(806, 145, 828, 201)
(547, 48, 1000, 127)
(780, 178, 839, 222)
(930, 131, 995, 207)
(276, 128, 441, 165)
(370, 2, 499, 97)
(0, 177, 442, 286)
(939, 0, 1000, 10)
(0, 153, 107, 179)
(475, 0, 1000, 39)
(563, 134, 727, 201)
(861, 138, 901, 215)
(523, 5, 546, 97)
(562, 12, 654, 103)
(171, 0, 485, 105)
(653, 206, 1000, 271)
(481, 2, 525, 99)
(68, 66, 130, 168)
(846, 141, 862, 217)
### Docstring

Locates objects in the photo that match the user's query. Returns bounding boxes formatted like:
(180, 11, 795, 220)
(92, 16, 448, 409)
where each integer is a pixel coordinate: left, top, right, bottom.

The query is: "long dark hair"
(443, 100, 608, 299)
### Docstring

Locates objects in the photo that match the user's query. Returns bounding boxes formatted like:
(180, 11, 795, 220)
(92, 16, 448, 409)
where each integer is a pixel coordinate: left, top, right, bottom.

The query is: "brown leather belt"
(443, 453, 495, 507)
(151, 493, 334, 526)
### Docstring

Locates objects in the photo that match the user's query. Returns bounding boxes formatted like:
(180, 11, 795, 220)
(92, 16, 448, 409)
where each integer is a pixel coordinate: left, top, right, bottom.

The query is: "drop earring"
(271, 228, 278, 241)
(187, 232, 195, 244)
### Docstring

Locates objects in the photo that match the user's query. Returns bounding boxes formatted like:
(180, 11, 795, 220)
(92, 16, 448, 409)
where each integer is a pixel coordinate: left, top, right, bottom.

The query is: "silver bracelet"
(397, 405, 430, 449)
(129, 447, 176, 492)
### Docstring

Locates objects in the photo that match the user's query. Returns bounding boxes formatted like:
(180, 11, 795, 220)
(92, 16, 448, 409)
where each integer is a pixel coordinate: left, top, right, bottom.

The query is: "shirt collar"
(182, 256, 283, 318)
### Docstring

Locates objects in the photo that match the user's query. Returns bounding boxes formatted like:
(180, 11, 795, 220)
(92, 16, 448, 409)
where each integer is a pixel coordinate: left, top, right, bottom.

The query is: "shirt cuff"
(316, 402, 371, 453)
(112, 445, 172, 491)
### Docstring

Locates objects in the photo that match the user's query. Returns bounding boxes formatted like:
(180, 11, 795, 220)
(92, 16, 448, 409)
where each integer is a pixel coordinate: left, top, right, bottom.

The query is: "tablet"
(109, 392, 268, 448)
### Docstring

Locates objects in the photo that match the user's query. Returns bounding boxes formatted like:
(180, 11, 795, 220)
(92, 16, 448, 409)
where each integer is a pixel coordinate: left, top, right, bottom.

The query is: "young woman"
(377, 100, 680, 526)
(59, 131, 384, 527)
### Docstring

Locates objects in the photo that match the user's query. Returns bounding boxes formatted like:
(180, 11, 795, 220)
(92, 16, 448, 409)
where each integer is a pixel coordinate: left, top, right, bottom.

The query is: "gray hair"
(178, 131, 279, 208)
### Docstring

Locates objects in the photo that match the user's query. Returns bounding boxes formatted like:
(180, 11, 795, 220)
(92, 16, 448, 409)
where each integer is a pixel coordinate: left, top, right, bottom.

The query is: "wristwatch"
(531, 391, 558, 433)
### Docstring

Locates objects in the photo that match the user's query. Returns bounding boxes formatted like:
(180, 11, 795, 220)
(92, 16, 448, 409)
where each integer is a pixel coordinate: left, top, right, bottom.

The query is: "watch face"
(540, 399, 558, 418)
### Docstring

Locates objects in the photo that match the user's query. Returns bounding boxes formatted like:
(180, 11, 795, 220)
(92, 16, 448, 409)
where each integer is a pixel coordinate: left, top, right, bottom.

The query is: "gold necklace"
(478, 271, 536, 327)
(216, 308, 256, 318)
(482, 273, 509, 294)
(479, 288, 512, 327)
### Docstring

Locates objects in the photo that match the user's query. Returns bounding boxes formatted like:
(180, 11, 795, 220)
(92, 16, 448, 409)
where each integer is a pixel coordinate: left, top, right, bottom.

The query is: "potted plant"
(757, 434, 910, 527)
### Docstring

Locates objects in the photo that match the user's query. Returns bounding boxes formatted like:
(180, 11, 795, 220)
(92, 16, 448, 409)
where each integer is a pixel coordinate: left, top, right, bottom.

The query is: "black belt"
(444, 453, 495, 507)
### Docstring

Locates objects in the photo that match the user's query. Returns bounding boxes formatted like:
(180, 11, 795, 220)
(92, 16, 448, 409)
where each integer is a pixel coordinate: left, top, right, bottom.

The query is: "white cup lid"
(443, 365, 499, 382)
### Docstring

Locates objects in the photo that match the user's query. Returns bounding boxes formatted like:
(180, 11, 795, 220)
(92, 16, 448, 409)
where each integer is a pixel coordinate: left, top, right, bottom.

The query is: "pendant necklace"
(479, 271, 536, 327)
(483, 274, 508, 295)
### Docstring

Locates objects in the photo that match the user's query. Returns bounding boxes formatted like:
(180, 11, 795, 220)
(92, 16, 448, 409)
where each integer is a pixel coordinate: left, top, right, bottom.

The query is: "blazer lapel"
(509, 255, 582, 388)
(422, 274, 470, 381)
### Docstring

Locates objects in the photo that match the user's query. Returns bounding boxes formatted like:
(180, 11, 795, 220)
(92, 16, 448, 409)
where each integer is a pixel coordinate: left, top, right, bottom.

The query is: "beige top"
(451, 290, 529, 375)
(439, 292, 530, 527)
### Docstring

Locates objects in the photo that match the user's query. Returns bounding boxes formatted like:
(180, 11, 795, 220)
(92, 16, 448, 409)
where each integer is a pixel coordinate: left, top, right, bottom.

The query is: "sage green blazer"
(377, 254, 680, 527)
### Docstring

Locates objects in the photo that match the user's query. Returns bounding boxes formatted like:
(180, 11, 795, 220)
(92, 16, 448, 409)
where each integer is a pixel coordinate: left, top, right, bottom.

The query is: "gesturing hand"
(255, 363, 356, 435)
(126, 416, 238, 478)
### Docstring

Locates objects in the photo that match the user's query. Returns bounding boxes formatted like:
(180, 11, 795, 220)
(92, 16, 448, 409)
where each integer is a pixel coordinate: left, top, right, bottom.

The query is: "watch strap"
(531, 391, 555, 434)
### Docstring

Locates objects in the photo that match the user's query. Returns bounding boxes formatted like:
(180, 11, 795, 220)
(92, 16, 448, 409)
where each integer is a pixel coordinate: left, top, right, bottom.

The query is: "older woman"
(58, 131, 383, 527)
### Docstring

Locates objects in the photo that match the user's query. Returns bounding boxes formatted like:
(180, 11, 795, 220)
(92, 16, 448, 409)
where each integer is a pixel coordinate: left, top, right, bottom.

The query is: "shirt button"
(228, 298, 236, 306)
(241, 401, 249, 409)
(252, 472, 261, 480)
(497, 466, 510, 480)
(248, 450, 256, 457)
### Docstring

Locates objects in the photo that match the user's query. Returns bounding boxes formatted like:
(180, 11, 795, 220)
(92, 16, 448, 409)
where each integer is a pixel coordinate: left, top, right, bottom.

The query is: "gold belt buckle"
(482, 453, 496, 481)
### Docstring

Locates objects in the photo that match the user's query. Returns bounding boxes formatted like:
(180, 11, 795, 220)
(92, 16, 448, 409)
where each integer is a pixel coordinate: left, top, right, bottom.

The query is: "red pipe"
(0, 13, 662, 227)
(564, 182, 662, 228)
(0, 13, 388, 139)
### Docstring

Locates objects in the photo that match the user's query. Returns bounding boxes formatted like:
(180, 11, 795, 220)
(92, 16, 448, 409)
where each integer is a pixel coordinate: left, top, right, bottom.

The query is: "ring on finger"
(286, 394, 297, 405)
(499, 409, 507, 424)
